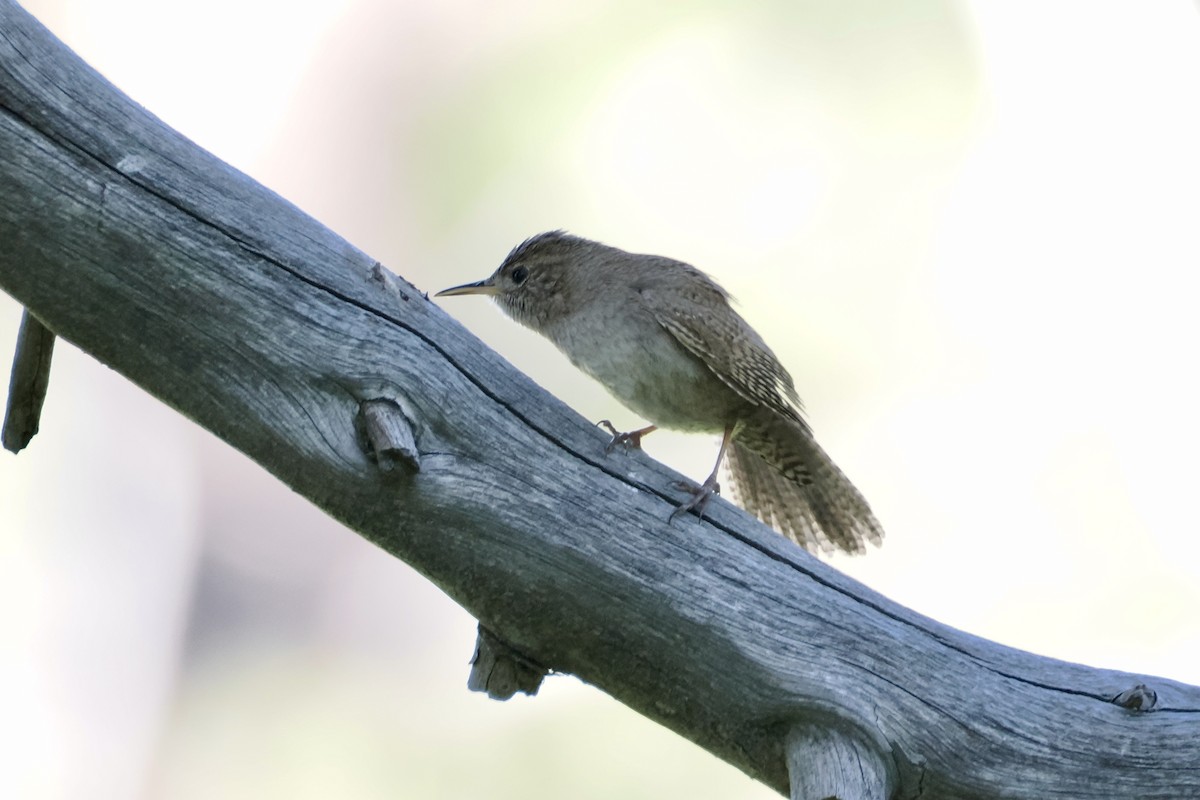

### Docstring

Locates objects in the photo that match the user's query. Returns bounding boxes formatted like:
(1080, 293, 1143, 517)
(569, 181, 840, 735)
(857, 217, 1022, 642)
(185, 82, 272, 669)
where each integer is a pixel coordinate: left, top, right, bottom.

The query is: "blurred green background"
(3, 1, 1200, 798)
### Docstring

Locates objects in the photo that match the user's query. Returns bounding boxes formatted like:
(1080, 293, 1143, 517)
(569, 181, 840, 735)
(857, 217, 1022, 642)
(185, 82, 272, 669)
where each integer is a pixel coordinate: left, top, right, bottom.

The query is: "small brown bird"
(437, 231, 883, 555)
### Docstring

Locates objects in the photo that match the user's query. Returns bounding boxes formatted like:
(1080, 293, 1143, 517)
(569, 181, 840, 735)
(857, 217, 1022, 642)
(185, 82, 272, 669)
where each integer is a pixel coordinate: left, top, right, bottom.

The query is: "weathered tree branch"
(2, 4, 1198, 798)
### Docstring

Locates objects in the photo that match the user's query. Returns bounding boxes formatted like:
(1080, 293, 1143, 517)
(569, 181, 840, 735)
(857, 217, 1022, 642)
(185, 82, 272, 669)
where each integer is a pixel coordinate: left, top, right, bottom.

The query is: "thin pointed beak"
(435, 278, 500, 297)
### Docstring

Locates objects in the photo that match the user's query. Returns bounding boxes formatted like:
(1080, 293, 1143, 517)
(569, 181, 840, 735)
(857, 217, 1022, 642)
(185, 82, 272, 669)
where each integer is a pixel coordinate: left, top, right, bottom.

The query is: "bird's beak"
(435, 278, 500, 297)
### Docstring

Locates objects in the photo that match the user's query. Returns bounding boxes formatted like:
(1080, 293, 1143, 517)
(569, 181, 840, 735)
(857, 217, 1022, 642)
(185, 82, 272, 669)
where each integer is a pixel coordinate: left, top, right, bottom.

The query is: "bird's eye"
(511, 265, 529, 285)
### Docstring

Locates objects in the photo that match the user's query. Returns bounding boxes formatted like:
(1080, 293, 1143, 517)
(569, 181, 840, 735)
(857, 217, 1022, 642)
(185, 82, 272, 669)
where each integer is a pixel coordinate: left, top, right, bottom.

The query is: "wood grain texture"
(2, 4, 1198, 797)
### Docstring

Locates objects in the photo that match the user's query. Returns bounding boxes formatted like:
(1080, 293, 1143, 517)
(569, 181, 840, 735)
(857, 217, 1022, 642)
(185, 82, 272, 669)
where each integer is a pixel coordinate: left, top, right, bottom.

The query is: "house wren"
(437, 231, 883, 555)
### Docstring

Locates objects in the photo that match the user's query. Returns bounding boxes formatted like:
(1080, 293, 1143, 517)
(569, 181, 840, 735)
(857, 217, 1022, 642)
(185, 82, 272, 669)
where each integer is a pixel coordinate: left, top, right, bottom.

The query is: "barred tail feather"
(725, 416, 883, 555)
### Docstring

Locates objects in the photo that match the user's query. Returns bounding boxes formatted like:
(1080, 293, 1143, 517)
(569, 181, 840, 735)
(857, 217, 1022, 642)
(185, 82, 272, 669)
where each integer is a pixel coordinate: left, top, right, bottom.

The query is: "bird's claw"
(668, 478, 720, 524)
(598, 420, 645, 454)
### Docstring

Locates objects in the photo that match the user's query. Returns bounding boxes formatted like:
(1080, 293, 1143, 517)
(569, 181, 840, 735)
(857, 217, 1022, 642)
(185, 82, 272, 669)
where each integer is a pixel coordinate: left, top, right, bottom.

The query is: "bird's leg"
(597, 420, 658, 454)
(669, 424, 734, 524)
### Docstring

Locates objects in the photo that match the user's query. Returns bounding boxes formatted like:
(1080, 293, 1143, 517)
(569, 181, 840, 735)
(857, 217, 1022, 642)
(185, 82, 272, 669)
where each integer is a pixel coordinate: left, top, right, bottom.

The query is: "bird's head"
(436, 230, 588, 330)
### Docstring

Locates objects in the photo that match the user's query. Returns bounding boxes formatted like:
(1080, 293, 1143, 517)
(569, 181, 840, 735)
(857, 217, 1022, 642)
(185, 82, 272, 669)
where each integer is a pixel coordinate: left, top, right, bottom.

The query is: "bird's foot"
(597, 420, 655, 454)
(668, 476, 720, 524)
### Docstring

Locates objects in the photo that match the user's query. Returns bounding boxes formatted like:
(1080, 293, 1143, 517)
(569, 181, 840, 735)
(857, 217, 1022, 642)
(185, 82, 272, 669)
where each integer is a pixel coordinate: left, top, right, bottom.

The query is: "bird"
(436, 231, 883, 555)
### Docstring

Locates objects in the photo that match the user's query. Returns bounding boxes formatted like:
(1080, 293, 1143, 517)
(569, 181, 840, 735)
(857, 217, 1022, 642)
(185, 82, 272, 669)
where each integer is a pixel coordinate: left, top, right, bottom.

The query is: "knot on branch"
(357, 398, 420, 473)
(468, 625, 548, 701)
(370, 261, 412, 302)
(1111, 683, 1158, 712)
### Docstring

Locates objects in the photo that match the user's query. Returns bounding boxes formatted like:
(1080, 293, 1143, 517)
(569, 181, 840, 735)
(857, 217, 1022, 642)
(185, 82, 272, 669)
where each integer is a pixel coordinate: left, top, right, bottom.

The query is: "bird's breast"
(544, 305, 743, 432)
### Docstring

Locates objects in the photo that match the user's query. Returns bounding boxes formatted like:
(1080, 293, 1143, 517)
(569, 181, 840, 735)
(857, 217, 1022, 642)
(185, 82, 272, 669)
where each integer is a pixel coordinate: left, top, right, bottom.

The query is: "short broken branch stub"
(1112, 683, 1158, 712)
(3, 308, 56, 454)
(468, 625, 548, 700)
(358, 398, 420, 473)
(785, 723, 893, 800)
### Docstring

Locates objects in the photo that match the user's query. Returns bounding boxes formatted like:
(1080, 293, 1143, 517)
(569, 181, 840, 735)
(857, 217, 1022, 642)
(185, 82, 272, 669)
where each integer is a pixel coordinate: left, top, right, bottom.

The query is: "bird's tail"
(725, 413, 883, 555)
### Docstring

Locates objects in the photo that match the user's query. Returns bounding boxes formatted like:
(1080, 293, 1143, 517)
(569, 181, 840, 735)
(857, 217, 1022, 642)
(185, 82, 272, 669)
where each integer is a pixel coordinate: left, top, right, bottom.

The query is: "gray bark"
(2, 4, 1198, 797)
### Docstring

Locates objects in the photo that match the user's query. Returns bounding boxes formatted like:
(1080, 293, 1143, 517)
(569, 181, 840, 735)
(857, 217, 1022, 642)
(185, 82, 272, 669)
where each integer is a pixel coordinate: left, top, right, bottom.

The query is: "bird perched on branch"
(437, 231, 883, 555)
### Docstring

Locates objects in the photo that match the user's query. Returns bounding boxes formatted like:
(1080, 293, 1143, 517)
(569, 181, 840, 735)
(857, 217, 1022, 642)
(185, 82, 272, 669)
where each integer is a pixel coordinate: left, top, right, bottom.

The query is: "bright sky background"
(3, 2, 1199, 798)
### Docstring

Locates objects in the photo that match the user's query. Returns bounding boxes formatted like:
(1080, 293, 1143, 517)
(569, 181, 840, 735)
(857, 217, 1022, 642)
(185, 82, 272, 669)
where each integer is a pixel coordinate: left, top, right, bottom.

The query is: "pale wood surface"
(3, 4, 1198, 797)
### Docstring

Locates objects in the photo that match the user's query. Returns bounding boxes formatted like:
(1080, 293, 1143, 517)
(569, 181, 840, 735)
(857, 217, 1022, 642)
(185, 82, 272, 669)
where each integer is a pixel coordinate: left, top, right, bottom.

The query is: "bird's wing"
(639, 278, 807, 427)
